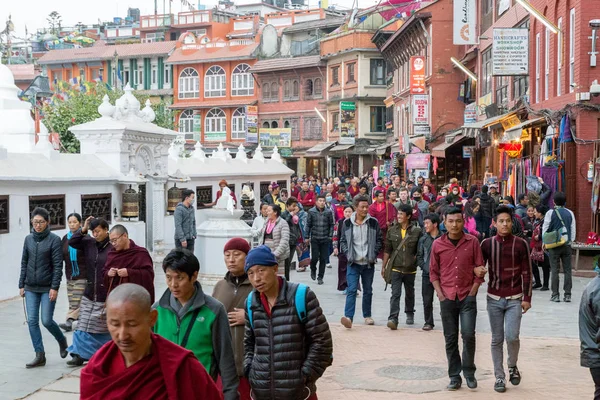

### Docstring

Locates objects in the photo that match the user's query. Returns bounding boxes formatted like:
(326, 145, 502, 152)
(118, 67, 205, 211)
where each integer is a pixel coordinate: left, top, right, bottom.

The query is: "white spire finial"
(98, 94, 115, 118)
(236, 143, 247, 161)
(271, 145, 282, 162)
(192, 140, 206, 161)
(254, 144, 265, 162)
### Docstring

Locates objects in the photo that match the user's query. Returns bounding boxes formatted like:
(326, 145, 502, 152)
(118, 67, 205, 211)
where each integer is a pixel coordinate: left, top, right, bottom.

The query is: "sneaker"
(532, 283, 542, 290)
(326, 263, 332, 269)
(466, 376, 477, 389)
(422, 324, 433, 331)
(550, 294, 560, 302)
(564, 294, 571, 302)
(447, 379, 462, 391)
(364, 317, 375, 325)
(406, 314, 414, 325)
(387, 319, 398, 330)
(317, 278, 324, 285)
(509, 366, 521, 386)
(310, 270, 316, 281)
(341, 288, 348, 295)
(494, 378, 506, 393)
(340, 316, 352, 329)
(540, 286, 549, 291)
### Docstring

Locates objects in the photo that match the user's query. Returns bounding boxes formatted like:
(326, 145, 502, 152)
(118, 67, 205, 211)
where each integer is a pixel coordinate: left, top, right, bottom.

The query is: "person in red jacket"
(298, 181, 316, 209)
(347, 178, 360, 199)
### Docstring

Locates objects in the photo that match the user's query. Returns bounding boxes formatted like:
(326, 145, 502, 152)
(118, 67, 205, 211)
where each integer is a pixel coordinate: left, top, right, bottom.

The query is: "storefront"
(304, 142, 336, 177)
(430, 130, 474, 190)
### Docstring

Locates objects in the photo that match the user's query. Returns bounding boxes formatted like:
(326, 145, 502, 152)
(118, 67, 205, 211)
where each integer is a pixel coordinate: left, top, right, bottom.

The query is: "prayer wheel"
(167, 184, 183, 214)
(122, 185, 139, 218)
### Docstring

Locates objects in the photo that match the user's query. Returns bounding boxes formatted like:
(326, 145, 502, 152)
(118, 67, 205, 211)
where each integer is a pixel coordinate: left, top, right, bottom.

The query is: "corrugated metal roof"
(282, 17, 345, 33)
(38, 41, 177, 64)
(166, 42, 259, 64)
(250, 55, 324, 73)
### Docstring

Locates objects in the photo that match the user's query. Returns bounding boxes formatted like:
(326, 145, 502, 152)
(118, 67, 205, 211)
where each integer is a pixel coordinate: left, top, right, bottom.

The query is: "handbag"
(530, 247, 545, 262)
(542, 209, 568, 249)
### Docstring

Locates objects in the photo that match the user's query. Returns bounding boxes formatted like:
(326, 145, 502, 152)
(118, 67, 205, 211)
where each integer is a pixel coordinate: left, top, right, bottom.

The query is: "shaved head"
(106, 283, 151, 312)
(110, 224, 128, 235)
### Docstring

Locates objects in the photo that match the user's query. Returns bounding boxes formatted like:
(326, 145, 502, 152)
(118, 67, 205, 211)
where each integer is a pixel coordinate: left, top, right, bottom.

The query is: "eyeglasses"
(109, 233, 125, 245)
(31, 220, 47, 226)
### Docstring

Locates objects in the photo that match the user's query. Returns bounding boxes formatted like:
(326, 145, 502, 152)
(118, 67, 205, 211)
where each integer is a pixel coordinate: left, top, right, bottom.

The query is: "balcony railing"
(140, 14, 174, 29)
(175, 10, 211, 26)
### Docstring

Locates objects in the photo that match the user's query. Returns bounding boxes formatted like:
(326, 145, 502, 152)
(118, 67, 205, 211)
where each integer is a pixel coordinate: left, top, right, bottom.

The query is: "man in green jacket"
(153, 248, 239, 400)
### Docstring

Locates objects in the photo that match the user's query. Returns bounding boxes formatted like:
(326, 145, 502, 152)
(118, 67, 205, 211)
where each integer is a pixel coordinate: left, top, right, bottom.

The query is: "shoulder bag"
(542, 209, 568, 249)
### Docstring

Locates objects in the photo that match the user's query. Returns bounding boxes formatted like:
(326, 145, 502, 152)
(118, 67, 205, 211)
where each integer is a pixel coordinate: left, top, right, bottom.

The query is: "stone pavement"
(4, 259, 593, 399)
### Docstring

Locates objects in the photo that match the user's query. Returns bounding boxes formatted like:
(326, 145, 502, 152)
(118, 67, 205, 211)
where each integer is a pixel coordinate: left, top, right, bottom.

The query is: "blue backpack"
(246, 283, 308, 329)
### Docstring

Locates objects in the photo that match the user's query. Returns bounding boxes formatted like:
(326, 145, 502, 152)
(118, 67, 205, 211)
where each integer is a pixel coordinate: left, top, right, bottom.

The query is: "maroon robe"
(368, 201, 397, 258)
(103, 240, 155, 303)
(81, 333, 223, 400)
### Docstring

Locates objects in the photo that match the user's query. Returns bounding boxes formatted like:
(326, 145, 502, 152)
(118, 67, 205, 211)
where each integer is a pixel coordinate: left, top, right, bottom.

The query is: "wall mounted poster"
(259, 128, 291, 148)
(339, 101, 356, 145)
(246, 105, 258, 143)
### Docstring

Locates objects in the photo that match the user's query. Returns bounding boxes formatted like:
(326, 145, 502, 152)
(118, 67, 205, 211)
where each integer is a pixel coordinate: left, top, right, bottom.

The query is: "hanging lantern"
(167, 184, 183, 214)
(122, 185, 139, 218)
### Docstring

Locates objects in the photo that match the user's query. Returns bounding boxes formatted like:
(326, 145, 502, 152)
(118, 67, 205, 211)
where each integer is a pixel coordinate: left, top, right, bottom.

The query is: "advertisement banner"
(453, 0, 477, 45)
(339, 101, 356, 145)
(405, 153, 430, 169)
(492, 28, 529, 76)
(412, 95, 429, 125)
(246, 105, 258, 143)
(409, 56, 426, 94)
(463, 102, 477, 124)
(413, 125, 431, 136)
(463, 145, 475, 158)
(259, 128, 291, 148)
(193, 112, 201, 142)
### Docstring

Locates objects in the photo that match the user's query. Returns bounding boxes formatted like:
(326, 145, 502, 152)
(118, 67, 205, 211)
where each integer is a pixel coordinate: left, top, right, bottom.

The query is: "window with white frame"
(151, 63, 158, 87)
(178, 67, 199, 99)
(536, 33, 540, 103)
(179, 109, 195, 133)
(545, 28, 550, 100)
(205, 66, 226, 97)
(164, 64, 171, 87)
(569, 8, 575, 92)
(557, 17, 563, 96)
(205, 108, 226, 137)
(137, 60, 144, 89)
(231, 64, 254, 96)
(231, 107, 246, 140)
(481, 48, 492, 96)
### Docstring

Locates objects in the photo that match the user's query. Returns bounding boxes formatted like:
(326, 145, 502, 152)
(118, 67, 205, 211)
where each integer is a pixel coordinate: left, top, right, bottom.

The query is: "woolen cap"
(244, 245, 277, 273)
(223, 237, 250, 255)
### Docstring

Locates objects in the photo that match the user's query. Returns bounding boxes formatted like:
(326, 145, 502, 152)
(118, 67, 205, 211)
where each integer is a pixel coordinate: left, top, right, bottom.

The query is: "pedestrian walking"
(369, 190, 397, 259)
(430, 207, 485, 391)
(481, 205, 533, 393)
(244, 245, 333, 400)
(531, 204, 550, 290)
(478, 185, 495, 239)
(579, 268, 600, 400)
(306, 194, 334, 285)
(174, 188, 197, 252)
(153, 248, 239, 400)
(251, 203, 268, 247)
(281, 197, 302, 281)
(340, 195, 383, 328)
(417, 213, 442, 331)
(333, 205, 354, 293)
(542, 191, 576, 302)
(66, 217, 113, 366)
(382, 204, 422, 329)
(19, 207, 68, 368)
(261, 182, 285, 209)
(59, 213, 88, 332)
(260, 204, 290, 271)
(213, 238, 254, 400)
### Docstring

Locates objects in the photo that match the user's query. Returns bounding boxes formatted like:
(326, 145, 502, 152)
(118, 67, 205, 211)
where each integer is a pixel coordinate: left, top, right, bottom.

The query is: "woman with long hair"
(530, 204, 550, 290)
(463, 201, 481, 240)
(261, 204, 290, 269)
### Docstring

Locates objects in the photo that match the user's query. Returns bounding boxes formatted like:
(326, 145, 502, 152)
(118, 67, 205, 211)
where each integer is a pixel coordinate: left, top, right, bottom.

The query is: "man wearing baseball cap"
(244, 245, 333, 400)
(213, 238, 254, 399)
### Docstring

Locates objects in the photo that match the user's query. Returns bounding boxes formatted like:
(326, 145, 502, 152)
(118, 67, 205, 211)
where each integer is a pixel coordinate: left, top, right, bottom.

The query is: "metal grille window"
(285, 118, 300, 140)
(313, 78, 322, 97)
(304, 117, 322, 140)
(481, 49, 492, 96)
(231, 63, 254, 96)
(0, 195, 8, 233)
(270, 82, 279, 102)
(81, 194, 112, 222)
(232, 107, 246, 140)
(29, 195, 66, 230)
(196, 186, 213, 207)
(277, 180, 287, 190)
(205, 65, 226, 97)
(370, 106, 385, 132)
(259, 182, 270, 198)
(262, 82, 271, 102)
(347, 63, 355, 83)
(178, 67, 199, 99)
(331, 66, 339, 86)
(370, 59, 386, 85)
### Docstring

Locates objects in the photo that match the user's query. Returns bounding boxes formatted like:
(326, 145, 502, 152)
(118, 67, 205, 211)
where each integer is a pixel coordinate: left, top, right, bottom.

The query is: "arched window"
(178, 68, 199, 99)
(284, 120, 290, 128)
(313, 78, 322, 97)
(262, 121, 270, 128)
(284, 81, 290, 99)
(262, 82, 270, 101)
(232, 63, 254, 96)
(305, 79, 314, 97)
(179, 109, 195, 133)
(204, 108, 226, 141)
(292, 80, 299, 99)
(271, 121, 279, 129)
(205, 66, 226, 97)
(231, 108, 246, 140)
(270, 82, 279, 101)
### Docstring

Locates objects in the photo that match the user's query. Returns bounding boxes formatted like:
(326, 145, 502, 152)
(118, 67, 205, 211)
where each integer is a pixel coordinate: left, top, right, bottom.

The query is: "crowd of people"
(17, 168, 596, 398)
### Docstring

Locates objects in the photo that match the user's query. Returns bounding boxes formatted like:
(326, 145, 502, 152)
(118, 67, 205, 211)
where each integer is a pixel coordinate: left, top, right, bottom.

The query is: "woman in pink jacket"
(463, 201, 482, 240)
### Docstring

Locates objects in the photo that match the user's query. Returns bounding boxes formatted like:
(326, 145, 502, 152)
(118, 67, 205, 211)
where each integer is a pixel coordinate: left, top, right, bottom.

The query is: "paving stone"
(42, 377, 80, 393)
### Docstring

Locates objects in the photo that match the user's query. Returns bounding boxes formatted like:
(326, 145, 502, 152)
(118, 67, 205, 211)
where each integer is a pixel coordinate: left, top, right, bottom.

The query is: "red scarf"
(103, 240, 155, 303)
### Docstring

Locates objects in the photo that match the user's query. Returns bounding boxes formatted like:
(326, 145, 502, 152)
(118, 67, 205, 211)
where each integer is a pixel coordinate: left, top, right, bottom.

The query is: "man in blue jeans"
(339, 195, 382, 328)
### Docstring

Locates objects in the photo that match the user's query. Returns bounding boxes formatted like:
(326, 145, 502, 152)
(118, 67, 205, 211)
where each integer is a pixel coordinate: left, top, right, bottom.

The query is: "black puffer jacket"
(19, 229, 63, 292)
(244, 280, 333, 400)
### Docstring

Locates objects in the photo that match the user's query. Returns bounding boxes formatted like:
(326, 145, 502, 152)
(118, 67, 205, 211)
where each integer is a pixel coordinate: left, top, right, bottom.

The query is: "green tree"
(42, 82, 175, 153)
(47, 11, 62, 36)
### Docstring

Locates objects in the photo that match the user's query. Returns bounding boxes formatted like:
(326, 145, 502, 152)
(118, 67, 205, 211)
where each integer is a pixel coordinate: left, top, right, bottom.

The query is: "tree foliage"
(42, 82, 175, 153)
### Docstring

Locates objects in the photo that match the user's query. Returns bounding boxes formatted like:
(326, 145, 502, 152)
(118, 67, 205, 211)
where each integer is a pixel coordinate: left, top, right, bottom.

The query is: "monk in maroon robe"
(81, 283, 223, 400)
(368, 190, 397, 259)
(104, 225, 155, 303)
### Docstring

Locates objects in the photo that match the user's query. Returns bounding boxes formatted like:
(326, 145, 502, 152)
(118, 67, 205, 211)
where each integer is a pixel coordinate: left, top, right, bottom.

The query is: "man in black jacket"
(306, 195, 334, 285)
(244, 245, 333, 400)
(478, 185, 495, 238)
(579, 272, 600, 400)
(417, 213, 442, 331)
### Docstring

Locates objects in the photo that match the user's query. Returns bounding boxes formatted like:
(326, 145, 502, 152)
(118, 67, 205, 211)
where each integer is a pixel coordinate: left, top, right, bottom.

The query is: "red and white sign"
(412, 94, 429, 125)
(409, 56, 426, 94)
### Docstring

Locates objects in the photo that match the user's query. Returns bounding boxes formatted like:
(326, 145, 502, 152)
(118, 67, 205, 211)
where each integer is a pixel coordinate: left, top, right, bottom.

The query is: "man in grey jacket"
(340, 195, 382, 329)
(579, 271, 600, 399)
(174, 189, 197, 252)
(417, 213, 442, 331)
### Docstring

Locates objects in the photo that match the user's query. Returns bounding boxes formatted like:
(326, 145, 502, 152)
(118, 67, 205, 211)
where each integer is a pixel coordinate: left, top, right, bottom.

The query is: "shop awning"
(503, 117, 546, 139)
(368, 142, 393, 155)
(305, 141, 336, 157)
(431, 134, 466, 158)
(463, 111, 518, 137)
(329, 144, 354, 152)
(384, 96, 395, 108)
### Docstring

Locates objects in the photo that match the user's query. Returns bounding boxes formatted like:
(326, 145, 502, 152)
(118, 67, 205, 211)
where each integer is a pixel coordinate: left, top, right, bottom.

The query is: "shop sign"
(405, 153, 430, 169)
(453, 0, 477, 45)
(409, 56, 426, 94)
(477, 93, 492, 115)
(339, 101, 356, 145)
(412, 169, 430, 179)
(500, 114, 521, 130)
(412, 95, 429, 125)
(259, 128, 291, 147)
(464, 103, 477, 124)
(463, 145, 475, 158)
(413, 125, 430, 136)
(492, 28, 529, 76)
(246, 105, 258, 144)
(279, 147, 293, 157)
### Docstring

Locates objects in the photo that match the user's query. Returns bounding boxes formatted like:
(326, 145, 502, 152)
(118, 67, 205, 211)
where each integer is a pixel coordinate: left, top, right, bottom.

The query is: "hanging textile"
(559, 115, 573, 143)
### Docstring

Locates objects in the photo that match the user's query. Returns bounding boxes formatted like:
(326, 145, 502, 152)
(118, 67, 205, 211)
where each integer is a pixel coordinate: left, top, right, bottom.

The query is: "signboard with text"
(409, 56, 426, 94)
(339, 101, 356, 145)
(463, 145, 475, 158)
(453, 0, 477, 45)
(464, 102, 477, 124)
(412, 95, 429, 125)
(492, 28, 529, 76)
(259, 128, 291, 148)
(246, 105, 258, 143)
